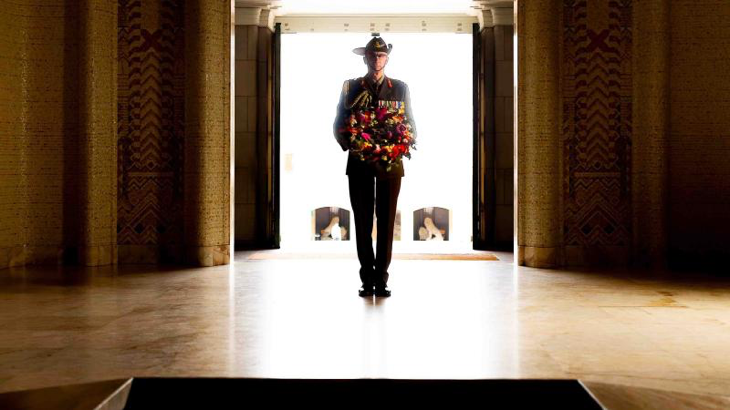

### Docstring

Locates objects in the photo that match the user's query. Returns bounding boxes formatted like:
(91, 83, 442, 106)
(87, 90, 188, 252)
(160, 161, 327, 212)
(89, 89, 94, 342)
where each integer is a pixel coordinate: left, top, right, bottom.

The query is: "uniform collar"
(362, 74, 392, 99)
(367, 73, 385, 87)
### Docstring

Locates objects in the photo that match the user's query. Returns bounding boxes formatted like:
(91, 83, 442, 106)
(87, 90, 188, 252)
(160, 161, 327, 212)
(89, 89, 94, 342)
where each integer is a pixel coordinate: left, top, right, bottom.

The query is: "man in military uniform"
(332, 35, 417, 298)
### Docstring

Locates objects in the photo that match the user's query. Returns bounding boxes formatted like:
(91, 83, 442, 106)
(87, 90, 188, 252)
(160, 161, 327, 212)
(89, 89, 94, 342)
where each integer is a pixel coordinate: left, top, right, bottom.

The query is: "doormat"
(245, 251, 499, 261)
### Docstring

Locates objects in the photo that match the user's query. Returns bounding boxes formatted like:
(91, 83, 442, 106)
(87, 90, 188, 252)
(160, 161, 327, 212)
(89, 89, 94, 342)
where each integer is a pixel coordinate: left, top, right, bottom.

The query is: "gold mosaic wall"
(3, 1, 726, 270)
(518, 0, 730, 268)
(668, 0, 730, 267)
(0, 0, 33, 268)
(78, 0, 118, 266)
(516, 0, 563, 267)
(632, 0, 669, 267)
(117, 0, 232, 266)
(1, 0, 232, 270)
(0, 0, 117, 269)
(183, 0, 233, 266)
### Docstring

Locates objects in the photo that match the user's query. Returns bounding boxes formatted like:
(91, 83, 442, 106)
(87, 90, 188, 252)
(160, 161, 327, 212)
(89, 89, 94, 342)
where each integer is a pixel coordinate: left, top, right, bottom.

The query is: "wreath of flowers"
(337, 89, 417, 172)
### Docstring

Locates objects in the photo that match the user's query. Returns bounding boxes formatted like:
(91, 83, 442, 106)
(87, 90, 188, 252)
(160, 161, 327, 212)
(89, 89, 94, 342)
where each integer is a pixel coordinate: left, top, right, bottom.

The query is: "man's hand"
(404, 83, 417, 144)
(333, 80, 351, 152)
(335, 129, 350, 151)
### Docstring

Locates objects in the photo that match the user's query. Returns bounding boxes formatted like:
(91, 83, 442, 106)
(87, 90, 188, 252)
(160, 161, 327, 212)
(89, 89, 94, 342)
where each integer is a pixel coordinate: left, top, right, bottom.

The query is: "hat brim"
(352, 44, 393, 55)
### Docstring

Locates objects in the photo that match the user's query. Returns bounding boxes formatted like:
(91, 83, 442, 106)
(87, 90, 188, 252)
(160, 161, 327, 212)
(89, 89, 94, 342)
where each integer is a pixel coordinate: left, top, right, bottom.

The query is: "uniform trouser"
(348, 174, 402, 286)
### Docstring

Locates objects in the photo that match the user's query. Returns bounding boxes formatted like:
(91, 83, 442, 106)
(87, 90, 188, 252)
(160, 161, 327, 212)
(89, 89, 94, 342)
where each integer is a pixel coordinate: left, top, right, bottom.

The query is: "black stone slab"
(124, 378, 602, 409)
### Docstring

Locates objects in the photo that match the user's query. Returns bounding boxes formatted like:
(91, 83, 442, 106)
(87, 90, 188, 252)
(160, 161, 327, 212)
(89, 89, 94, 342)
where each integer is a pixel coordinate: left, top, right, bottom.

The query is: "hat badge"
(352, 34, 393, 55)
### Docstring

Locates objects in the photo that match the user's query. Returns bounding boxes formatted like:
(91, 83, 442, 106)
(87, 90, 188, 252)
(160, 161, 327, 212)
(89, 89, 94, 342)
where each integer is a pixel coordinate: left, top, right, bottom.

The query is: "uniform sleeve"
(333, 80, 350, 151)
(404, 83, 417, 141)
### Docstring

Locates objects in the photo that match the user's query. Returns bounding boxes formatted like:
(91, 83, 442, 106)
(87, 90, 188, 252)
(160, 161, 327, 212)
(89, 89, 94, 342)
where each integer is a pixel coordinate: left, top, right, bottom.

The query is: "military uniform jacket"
(333, 75, 417, 178)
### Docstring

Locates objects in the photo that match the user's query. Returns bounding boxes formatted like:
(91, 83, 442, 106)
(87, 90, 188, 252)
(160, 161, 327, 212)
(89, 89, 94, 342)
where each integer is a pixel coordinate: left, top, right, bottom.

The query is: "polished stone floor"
(1, 248, 730, 399)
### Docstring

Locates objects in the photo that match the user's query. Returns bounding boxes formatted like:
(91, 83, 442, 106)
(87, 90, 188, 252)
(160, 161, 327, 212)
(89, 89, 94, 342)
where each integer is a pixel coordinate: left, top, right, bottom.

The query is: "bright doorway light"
(280, 32, 472, 252)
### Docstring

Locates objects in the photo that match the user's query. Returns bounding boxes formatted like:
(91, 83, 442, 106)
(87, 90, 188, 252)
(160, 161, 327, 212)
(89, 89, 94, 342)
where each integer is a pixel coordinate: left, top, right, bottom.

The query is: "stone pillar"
(632, 0, 669, 267)
(0, 0, 118, 269)
(234, 7, 262, 246)
(516, 0, 562, 267)
(184, 0, 233, 266)
(492, 7, 515, 247)
(76, 0, 118, 266)
(477, 9, 495, 247)
(255, 10, 276, 247)
(233, 6, 275, 248)
(0, 0, 29, 268)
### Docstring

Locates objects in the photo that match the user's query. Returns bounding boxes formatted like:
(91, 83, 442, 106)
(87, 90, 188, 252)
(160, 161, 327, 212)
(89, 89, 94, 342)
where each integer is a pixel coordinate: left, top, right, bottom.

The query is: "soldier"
(333, 35, 417, 298)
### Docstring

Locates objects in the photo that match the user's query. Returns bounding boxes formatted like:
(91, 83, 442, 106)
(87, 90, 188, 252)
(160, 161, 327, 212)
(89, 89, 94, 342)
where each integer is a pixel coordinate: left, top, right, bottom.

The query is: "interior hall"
(0, 1, 729, 408)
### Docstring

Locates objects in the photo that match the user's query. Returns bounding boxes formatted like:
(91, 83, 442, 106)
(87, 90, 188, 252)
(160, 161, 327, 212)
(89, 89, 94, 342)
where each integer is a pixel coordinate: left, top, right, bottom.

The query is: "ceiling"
(235, 0, 514, 17)
(234, 0, 514, 32)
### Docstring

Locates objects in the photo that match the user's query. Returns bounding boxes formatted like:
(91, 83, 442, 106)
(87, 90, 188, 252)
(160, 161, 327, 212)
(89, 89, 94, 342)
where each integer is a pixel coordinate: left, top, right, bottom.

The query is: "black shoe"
(359, 284, 374, 297)
(374, 283, 391, 297)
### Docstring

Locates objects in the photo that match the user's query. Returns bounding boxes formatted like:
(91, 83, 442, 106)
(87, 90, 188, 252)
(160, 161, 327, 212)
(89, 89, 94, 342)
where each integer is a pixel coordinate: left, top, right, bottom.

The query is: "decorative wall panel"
(561, 0, 632, 259)
(516, 0, 562, 267)
(117, 0, 185, 261)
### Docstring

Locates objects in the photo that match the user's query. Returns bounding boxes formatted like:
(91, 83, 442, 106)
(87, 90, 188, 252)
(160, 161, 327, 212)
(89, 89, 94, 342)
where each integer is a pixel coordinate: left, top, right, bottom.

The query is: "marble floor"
(1, 248, 730, 400)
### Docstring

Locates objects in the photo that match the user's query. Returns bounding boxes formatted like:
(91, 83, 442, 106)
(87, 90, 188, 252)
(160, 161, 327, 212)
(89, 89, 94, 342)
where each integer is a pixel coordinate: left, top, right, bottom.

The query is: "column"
(77, 0, 118, 266)
(234, 7, 261, 246)
(516, 0, 562, 267)
(492, 6, 515, 247)
(632, 0, 668, 267)
(255, 9, 276, 247)
(184, 0, 234, 266)
(477, 8, 495, 247)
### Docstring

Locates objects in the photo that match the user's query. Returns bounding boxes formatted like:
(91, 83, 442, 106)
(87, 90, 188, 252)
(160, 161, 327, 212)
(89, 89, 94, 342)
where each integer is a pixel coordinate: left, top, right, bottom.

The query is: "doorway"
(279, 32, 474, 253)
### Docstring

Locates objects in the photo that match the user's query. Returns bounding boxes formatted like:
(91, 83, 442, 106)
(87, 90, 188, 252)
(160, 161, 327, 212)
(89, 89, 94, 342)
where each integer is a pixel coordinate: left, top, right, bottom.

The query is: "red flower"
(376, 106, 388, 121)
(357, 112, 371, 125)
